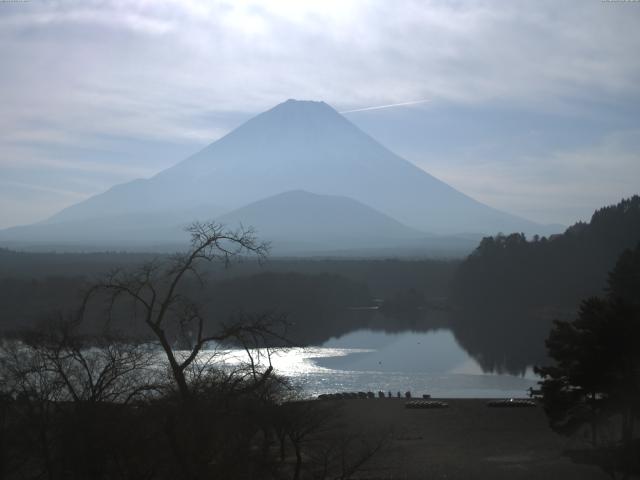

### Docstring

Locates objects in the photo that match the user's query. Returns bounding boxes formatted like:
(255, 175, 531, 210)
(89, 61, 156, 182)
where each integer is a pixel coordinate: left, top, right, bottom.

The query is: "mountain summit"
(2, 99, 549, 251)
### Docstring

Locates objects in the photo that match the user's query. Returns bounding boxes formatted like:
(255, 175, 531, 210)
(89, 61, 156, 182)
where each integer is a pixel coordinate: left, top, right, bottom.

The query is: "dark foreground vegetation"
(535, 243, 640, 479)
(0, 323, 386, 479)
(0, 223, 386, 480)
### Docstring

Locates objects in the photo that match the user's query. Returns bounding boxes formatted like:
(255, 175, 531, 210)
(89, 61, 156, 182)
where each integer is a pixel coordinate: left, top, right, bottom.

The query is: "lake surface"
(219, 329, 538, 398)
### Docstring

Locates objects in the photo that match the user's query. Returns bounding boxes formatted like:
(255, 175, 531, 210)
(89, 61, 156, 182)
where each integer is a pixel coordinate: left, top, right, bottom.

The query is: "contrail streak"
(339, 99, 430, 114)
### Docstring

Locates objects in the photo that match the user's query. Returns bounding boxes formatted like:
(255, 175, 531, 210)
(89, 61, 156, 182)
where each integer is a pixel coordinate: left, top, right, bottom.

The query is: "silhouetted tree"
(81, 221, 284, 400)
(0, 315, 162, 479)
(536, 243, 640, 478)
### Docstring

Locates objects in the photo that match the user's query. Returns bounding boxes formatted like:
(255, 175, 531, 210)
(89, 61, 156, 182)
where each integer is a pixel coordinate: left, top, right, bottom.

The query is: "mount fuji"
(1, 100, 552, 254)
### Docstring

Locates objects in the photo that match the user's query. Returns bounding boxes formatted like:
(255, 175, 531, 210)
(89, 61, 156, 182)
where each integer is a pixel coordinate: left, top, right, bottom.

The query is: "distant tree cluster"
(208, 271, 372, 345)
(0, 267, 374, 346)
(454, 196, 640, 309)
(0, 244, 458, 349)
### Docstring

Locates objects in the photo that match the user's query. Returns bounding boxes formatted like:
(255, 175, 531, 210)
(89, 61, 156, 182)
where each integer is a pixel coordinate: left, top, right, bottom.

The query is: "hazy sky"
(1, 0, 639, 228)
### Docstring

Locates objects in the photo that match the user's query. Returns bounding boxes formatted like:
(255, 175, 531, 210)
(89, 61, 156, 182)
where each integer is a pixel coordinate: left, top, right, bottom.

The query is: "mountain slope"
(0, 191, 433, 253)
(0, 205, 222, 248)
(42, 99, 544, 236)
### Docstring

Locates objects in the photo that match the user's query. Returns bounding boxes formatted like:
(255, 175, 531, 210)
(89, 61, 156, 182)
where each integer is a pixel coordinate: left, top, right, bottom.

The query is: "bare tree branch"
(80, 221, 279, 400)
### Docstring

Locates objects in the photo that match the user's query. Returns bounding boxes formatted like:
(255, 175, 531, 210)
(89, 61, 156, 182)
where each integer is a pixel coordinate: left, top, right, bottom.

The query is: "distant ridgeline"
(450, 195, 640, 374)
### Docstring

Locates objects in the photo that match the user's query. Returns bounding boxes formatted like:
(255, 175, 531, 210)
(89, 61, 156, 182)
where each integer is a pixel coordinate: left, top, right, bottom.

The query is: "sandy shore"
(322, 398, 609, 479)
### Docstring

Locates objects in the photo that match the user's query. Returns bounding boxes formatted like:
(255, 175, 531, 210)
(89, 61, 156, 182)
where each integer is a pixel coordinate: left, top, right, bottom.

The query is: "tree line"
(450, 195, 640, 373)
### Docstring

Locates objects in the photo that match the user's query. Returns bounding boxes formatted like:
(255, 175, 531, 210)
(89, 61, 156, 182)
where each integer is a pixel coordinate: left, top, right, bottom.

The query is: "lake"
(218, 328, 538, 398)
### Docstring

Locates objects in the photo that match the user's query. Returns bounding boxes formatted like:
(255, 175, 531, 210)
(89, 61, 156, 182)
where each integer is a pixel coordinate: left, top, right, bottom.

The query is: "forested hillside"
(451, 196, 640, 373)
(453, 196, 640, 309)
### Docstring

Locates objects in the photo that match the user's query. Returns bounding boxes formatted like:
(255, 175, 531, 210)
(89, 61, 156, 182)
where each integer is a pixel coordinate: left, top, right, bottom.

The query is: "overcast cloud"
(0, 0, 639, 227)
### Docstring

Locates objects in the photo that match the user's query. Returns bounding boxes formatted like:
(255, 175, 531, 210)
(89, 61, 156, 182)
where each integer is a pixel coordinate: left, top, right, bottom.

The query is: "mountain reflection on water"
(217, 329, 538, 399)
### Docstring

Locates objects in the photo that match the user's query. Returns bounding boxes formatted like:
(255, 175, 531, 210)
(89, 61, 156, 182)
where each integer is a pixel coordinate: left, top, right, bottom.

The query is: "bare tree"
(310, 431, 388, 480)
(270, 399, 389, 480)
(282, 401, 335, 480)
(16, 317, 161, 404)
(81, 222, 281, 400)
(0, 315, 163, 480)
